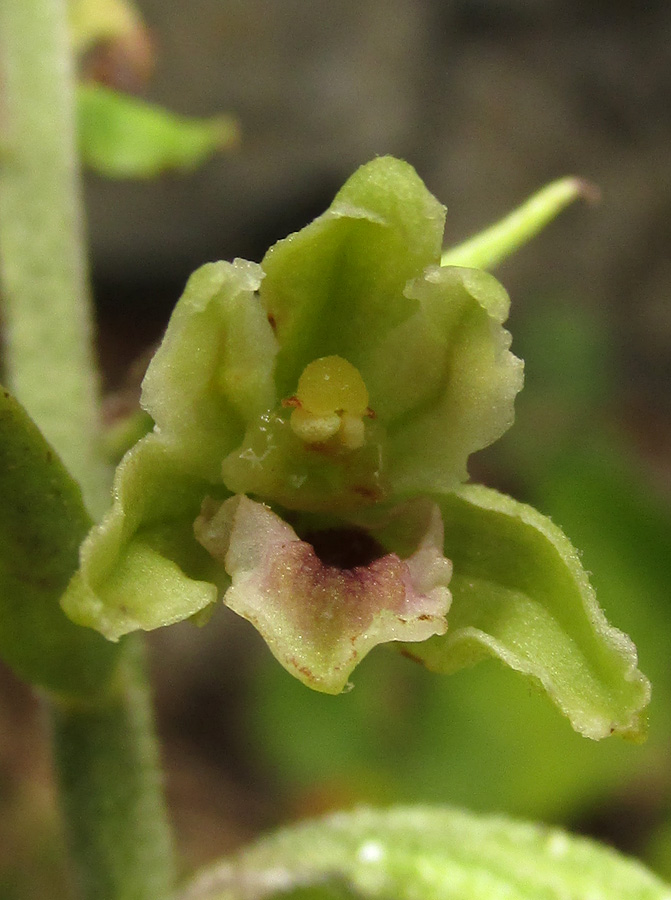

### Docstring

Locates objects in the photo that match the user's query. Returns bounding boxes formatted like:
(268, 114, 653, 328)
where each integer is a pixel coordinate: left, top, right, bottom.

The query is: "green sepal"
(261, 156, 446, 398)
(403, 484, 650, 740)
(77, 83, 239, 179)
(62, 259, 279, 641)
(0, 386, 118, 697)
(178, 806, 671, 900)
(62, 432, 222, 641)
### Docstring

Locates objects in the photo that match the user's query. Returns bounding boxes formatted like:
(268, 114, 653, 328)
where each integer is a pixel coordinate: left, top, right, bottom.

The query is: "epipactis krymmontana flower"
(62, 157, 649, 738)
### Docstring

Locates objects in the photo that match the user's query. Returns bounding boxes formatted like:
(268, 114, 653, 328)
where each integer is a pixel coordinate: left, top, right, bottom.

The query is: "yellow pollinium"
(288, 356, 370, 450)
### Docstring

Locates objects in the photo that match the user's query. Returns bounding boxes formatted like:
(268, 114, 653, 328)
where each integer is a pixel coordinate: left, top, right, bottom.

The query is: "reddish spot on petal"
(351, 485, 383, 502)
(398, 647, 425, 665)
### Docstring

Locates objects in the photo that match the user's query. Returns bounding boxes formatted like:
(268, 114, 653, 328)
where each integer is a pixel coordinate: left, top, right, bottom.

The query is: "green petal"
(179, 806, 671, 900)
(77, 84, 239, 179)
(383, 267, 523, 494)
(403, 484, 650, 740)
(261, 156, 445, 399)
(0, 386, 118, 697)
(62, 432, 220, 641)
(141, 259, 277, 481)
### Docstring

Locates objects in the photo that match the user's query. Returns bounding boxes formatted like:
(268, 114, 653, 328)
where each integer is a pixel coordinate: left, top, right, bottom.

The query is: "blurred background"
(2, 1, 671, 896)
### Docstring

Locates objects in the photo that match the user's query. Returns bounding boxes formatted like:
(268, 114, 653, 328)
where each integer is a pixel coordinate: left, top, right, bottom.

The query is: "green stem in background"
(0, 0, 108, 520)
(0, 1, 175, 898)
(51, 637, 176, 900)
(441, 177, 599, 271)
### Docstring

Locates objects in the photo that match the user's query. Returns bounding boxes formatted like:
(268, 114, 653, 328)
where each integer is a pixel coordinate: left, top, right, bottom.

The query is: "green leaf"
(178, 806, 671, 900)
(403, 484, 650, 740)
(0, 386, 118, 697)
(77, 83, 239, 178)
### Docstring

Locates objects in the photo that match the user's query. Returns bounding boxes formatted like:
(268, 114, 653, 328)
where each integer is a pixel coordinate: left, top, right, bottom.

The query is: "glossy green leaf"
(0, 386, 118, 697)
(179, 806, 671, 900)
(404, 484, 649, 740)
(77, 83, 239, 179)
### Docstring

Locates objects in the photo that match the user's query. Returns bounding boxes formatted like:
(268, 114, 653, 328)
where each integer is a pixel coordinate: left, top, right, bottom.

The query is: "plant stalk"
(441, 177, 599, 271)
(0, 1, 176, 897)
(51, 637, 176, 900)
(0, 0, 108, 519)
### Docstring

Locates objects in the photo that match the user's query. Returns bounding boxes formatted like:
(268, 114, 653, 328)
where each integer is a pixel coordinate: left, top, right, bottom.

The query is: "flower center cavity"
(302, 527, 386, 569)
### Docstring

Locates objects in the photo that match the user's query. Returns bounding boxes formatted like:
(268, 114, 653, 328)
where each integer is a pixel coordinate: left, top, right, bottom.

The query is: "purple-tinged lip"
(194, 494, 452, 693)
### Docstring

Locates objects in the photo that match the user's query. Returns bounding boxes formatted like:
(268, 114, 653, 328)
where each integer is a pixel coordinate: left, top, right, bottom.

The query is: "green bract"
(77, 84, 239, 179)
(0, 387, 118, 698)
(62, 157, 649, 736)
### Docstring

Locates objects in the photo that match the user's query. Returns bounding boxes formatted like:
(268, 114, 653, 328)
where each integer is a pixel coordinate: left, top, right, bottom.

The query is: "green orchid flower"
(62, 157, 649, 738)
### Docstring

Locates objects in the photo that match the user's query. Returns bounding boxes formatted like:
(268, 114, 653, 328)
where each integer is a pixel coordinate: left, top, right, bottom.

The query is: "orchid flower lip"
(193, 494, 452, 693)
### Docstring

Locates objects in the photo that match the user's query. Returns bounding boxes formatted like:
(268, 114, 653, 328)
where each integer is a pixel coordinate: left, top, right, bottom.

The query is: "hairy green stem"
(0, 2, 176, 897)
(441, 177, 599, 271)
(51, 637, 176, 900)
(0, 0, 108, 519)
